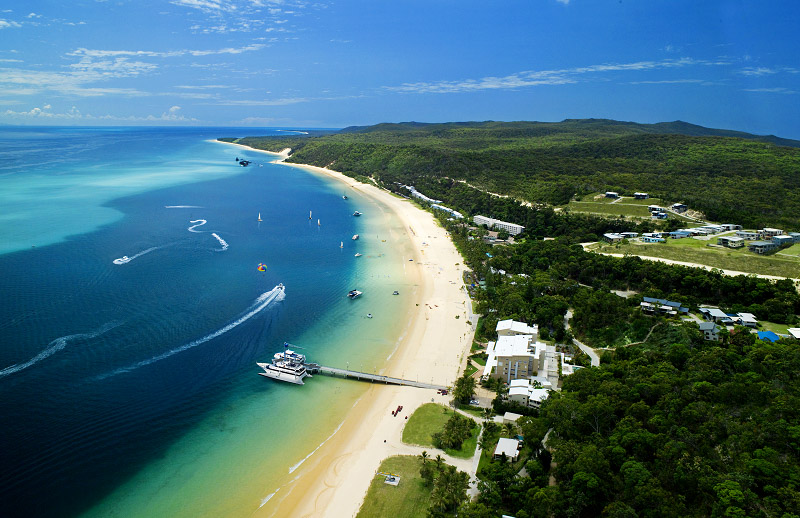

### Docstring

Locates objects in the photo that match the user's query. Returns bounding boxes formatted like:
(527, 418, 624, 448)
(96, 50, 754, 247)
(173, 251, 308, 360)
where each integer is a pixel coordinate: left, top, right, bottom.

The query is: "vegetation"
(222, 119, 800, 229)
(356, 456, 433, 518)
(403, 403, 479, 459)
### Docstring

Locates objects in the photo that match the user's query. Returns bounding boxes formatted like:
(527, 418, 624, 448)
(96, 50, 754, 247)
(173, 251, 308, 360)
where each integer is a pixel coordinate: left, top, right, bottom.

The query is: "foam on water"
(187, 219, 207, 233)
(0, 321, 121, 379)
(211, 232, 228, 251)
(99, 285, 285, 379)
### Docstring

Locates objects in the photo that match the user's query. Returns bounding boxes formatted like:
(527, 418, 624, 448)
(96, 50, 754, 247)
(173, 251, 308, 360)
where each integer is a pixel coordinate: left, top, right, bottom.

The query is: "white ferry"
(257, 344, 310, 385)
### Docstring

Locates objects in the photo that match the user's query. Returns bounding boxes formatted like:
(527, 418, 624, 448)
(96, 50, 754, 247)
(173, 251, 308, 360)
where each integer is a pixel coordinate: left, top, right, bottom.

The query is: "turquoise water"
(0, 127, 417, 517)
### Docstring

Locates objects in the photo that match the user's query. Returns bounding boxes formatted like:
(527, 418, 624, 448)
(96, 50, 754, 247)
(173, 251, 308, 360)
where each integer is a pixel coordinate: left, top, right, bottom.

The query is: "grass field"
(402, 403, 479, 458)
(567, 193, 697, 222)
(355, 456, 431, 518)
(594, 239, 800, 279)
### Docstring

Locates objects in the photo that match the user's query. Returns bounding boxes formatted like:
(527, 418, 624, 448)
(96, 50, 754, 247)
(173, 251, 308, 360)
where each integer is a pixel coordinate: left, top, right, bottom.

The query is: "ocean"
(0, 127, 418, 517)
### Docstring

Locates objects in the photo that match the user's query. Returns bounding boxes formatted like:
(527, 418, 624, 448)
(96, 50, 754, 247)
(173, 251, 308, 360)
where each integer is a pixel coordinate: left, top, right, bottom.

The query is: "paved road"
(564, 310, 600, 367)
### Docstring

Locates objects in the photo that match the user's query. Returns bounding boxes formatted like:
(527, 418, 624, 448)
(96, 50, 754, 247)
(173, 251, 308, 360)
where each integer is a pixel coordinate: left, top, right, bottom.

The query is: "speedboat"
(352, 234, 359, 240)
(354, 253, 362, 257)
(352, 211, 362, 217)
(113, 256, 131, 265)
(392, 291, 399, 295)
(347, 289, 362, 299)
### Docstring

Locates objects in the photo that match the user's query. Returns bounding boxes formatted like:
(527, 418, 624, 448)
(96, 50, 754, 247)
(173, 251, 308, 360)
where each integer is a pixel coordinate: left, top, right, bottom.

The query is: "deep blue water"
(0, 127, 405, 517)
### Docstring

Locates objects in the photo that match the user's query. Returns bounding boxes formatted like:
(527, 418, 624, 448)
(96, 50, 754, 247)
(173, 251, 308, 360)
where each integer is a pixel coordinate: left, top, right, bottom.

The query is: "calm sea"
(0, 127, 417, 517)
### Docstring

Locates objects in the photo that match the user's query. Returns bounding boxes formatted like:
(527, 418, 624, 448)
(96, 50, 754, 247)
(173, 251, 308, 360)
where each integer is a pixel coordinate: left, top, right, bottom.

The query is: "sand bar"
(215, 141, 474, 517)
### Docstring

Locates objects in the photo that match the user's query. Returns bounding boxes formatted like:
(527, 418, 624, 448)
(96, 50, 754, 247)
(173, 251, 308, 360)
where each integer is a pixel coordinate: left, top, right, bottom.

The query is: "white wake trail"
(166, 205, 203, 209)
(100, 285, 286, 378)
(187, 219, 207, 232)
(0, 322, 122, 379)
(113, 246, 160, 265)
(211, 232, 229, 251)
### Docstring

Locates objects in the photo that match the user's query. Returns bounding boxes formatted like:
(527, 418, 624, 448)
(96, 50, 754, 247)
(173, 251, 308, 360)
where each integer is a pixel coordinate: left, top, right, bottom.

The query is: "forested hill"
(222, 119, 800, 229)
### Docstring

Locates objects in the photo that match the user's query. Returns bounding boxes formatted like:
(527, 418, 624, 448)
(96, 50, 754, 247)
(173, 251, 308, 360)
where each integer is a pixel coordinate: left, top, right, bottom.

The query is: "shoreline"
(219, 141, 474, 517)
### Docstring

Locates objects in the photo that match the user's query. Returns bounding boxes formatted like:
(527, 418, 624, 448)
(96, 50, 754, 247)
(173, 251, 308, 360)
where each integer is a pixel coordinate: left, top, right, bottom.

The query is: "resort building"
(403, 185, 442, 204)
(508, 379, 550, 408)
(720, 224, 743, 231)
(640, 297, 689, 316)
(671, 203, 688, 212)
(620, 232, 639, 239)
(642, 236, 666, 243)
(717, 236, 745, 248)
(761, 228, 784, 238)
(736, 230, 760, 240)
(472, 215, 525, 236)
(648, 205, 666, 213)
(605, 191, 619, 198)
(733, 312, 758, 328)
(788, 328, 800, 339)
(634, 192, 649, 199)
(772, 235, 794, 247)
(603, 233, 624, 243)
(430, 204, 463, 219)
(496, 319, 538, 339)
(700, 307, 729, 322)
(789, 233, 800, 243)
(493, 438, 520, 461)
(749, 241, 778, 254)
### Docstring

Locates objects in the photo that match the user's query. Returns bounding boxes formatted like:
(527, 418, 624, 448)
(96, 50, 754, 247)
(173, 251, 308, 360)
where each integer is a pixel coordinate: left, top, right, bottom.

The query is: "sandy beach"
(216, 141, 474, 517)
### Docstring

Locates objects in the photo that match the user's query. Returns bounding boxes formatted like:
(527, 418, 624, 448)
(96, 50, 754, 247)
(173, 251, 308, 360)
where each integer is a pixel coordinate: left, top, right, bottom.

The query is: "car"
(469, 399, 479, 406)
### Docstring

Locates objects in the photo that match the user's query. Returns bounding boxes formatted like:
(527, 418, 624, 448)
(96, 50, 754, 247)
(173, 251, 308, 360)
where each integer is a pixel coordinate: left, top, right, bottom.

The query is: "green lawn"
(759, 321, 792, 335)
(464, 363, 478, 377)
(595, 239, 800, 278)
(567, 200, 652, 218)
(402, 403, 479, 458)
(469, 353, 487, 366)
(356, 456, 431, 518)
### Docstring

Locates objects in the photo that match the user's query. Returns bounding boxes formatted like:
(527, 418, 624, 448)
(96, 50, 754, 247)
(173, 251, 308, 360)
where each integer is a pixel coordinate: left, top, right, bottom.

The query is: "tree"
(454, 371, 477, 405)
(429, 465, 470, 516)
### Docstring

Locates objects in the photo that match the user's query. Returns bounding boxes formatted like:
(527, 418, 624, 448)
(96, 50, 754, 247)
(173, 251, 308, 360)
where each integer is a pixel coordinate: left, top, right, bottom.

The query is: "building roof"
(750, 241, 776, 246)
(494, 438, 520, 458)
(757, 331, 781, 342)
(496, 319, 537, 336)
(788, 328, 800, 339)
(699, 322, 718, 331)
(494, 335, 533, 357)
(737, 312, 758, 322)
(503, 412, 523, 422)
(700, 307, 728, 319)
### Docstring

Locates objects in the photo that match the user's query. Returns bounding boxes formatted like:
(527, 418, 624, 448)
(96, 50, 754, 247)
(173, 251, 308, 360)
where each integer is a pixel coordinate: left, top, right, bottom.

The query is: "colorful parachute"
(257, 263, 267, 272)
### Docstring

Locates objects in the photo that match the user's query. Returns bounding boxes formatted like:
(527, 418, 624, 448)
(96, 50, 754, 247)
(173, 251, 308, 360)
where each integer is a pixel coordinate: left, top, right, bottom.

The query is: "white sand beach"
(215, 141, 475, 517)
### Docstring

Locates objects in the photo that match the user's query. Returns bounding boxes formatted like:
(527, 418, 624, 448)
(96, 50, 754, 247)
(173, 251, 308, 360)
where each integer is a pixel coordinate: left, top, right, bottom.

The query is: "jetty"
(306, 363, 447, 390)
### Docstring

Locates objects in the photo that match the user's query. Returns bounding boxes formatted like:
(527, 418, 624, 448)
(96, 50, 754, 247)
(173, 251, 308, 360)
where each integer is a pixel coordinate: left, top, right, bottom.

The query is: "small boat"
(239, 160, 251, 167)
(347, 289, 362, 299)
(340, 241, 344, 248)
(113, 256, 131, 265)
(343, 195, 348, 200)
(352, 211, 362, 217)
(258, 212, 262, 222)
(309, 210, 312, 220)
(354, 253, 362, 257)
(318, 219, 321, 226)
(352, 234, 359, 240)
(367, 313, 373, 319)
(392, 291, 399, 295)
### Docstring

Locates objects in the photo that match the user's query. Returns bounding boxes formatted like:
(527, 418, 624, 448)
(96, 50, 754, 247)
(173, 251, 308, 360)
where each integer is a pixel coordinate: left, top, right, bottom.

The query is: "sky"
(1, 0, 799, 138)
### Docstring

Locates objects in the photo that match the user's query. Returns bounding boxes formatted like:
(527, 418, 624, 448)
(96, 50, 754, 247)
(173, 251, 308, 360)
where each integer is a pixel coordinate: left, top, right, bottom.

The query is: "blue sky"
(1, 0, 798, 138)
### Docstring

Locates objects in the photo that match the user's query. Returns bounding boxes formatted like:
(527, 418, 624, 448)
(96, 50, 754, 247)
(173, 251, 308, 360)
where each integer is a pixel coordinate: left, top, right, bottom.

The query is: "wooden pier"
(306, 363, 447, 391)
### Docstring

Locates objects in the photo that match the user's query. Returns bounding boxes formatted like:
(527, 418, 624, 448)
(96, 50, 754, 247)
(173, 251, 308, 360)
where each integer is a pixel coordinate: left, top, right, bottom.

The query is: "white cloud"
(1, 104, 199, 122)
(743, 87, 797, 94)
(555, 0, 569, 4)
(384, 57, 730, 94)
(0, 19, 22, 29)
(739, 67, 776, 76)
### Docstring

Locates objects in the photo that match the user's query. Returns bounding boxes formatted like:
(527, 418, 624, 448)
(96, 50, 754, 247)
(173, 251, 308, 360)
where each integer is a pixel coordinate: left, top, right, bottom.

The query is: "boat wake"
(112, 246, 160, 265)
(166, 205, 203, 209)
(187, 219, 207, 232)
(99, 285, 286, 379)
(211, 232, 228, 251)
(0, 321, 122, 379)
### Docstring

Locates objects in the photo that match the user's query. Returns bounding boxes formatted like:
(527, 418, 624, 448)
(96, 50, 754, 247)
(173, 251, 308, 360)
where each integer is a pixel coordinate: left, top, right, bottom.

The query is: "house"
(717, 236, 745, 248)
(736, 230, 760, 240)
(700, 307, 728, 322)
(749, 241, 778, 254)
(493, 438, 520, 461)
(772, 235, 794, 247)
(761, 228, 784, 238)
(757, 331, 781, 343)
(699, 322, 720, 341)
(496, 319, 538, 339)
(642, 236, 666, 243)
(634, 192, 649, 199)
(788, 328, 800, 339)
(603, 233, 624, 243)
(789, 232, 800, 243)
(620, 232, 639, 239)
(508, 379, 550, 408)
(669, 231, 691, 239)
(720, 224, 743, 231)
(652, 212, 668, 220)
(502, 412, 523, 424)
(734, 312, 758, 328)
(641, 297, 689, 314)
(648, 205, 666, 213)
(671, 203, 688, 212)
(605, 191, 619, 199)
(473, 215, 525, 236)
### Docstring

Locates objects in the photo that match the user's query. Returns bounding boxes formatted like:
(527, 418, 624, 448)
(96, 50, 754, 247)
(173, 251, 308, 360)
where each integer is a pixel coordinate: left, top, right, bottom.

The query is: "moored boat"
(347, 289, 362, 299)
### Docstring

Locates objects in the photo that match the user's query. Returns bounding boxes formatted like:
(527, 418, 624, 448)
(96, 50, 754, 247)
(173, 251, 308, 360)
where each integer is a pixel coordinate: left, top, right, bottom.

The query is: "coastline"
(218, 141, 474, 517)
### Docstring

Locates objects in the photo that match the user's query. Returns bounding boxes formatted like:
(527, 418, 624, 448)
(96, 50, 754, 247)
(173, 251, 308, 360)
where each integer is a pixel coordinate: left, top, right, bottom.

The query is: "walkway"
(564, 310, 600, 367)
(314, 365, 448, 391)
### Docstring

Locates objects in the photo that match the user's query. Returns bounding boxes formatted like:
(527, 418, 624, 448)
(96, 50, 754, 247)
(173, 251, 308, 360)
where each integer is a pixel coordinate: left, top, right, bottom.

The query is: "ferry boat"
(257, 344, 310, 385)
(347, 289, 362, 299)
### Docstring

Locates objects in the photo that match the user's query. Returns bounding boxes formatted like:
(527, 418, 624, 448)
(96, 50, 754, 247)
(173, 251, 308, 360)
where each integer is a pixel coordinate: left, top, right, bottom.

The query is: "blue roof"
(757, 331, 781, 342)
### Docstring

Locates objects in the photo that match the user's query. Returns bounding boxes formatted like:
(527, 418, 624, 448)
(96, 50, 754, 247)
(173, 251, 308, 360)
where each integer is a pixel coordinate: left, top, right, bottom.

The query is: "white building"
(508, 379, 550, 408)
(473, 215, 525, 236)
(788, 328, 800, 339)
(430, 204, 463, 219)
(496, 319, 538, 339)
(404, 185, 441, 204)
(484, 335, 575, 388)
(493, 438, 520, 461)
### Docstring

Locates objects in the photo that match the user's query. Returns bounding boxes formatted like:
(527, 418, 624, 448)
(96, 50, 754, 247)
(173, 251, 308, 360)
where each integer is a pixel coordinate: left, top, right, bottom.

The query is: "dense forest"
(222, 119, 800, 229)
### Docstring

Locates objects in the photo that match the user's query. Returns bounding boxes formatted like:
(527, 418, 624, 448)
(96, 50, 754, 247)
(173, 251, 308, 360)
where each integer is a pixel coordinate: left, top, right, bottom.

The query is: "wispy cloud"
(0, 19, 22, 29)
(385, 57, 728, 94)
(739, 67, 777, 76)
(629, 79, 716, 86)
(2, 104, 199, 122)
(67, 43, 266, 59)
(743, 87, 797, 94)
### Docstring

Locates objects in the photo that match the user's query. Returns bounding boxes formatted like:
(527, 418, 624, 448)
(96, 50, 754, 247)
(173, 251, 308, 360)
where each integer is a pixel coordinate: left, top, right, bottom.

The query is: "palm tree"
(434, 454, 444, 471)
(504, 422, 516, 437)
(419, 450, 429, 464)
(482, 408, 493, 422)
